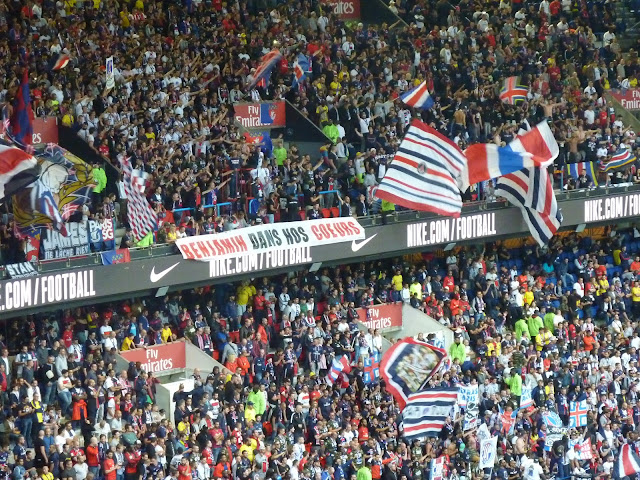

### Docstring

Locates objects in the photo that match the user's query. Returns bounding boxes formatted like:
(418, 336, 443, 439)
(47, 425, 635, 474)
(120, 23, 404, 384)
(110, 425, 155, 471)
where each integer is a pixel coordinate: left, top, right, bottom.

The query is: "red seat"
(321, 208, 331, 218)
(299, 211, 306, 220)
(330, 207, 340, 218)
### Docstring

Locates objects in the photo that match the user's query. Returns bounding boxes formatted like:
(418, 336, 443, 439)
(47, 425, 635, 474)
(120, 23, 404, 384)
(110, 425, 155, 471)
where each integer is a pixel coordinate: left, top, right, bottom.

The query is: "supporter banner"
(429, 456, 448, 480)
(479, 436, 498, 469)
(520, 385, 534, 409)
(542, 411, 568, 451)
(463, 402, 480, 431)
(322, 0, 361, 19)
(0, 116, 58, 144)
(119, 342, 186, 374)
(568, 438, 593, 460)
(357, 303, 402, 331)
(41, 222, 90, 260)
(5, 262, 38, 279)
(457, 384, 479, 408)
(176, 217, 365, 262)
(610, 88, 640, 110)
(88, 218, 116, 251)
(234, 102, 286, 128)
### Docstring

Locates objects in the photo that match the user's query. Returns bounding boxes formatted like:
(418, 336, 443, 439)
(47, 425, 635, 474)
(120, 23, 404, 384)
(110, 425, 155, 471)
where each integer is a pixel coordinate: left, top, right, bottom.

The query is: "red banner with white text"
(357, 303, 402, 331)
(119, 342, 186, 374)
(0, 116, 58, 144)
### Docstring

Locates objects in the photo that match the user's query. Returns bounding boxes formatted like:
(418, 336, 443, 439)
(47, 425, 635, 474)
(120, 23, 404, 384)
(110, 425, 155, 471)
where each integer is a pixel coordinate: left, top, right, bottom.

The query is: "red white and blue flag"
(401, 388, 458, 440)
(569, 400, 588, 428)
(363, 352, 381, 384)
(119, 156, 158, 242)
(615, 444, 640, 479)
(326, 354, 351, 384)
(495, 122, 563, 247)
(499, 76, 528, 105)
(375, 119, 466, 217)
(247, 50, 282, 90)
(461, 122, 557, 190)
(601, 147, 636, 172)
(292, 54, 310, 87)
(51, 54, 70, 71)
(400, 81, 434, 110)
(0, 143, 38, 201)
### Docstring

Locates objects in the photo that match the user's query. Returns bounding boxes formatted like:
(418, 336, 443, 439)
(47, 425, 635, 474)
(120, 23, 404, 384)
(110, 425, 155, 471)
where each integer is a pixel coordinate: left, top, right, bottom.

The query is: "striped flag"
(10, 69, 34, 152)
(247, 50, 282, 90)
(119, 156, 158, 242)
(566, 161, 598, 186)
(402, 388, 458, 440)
(131, 168, 150, 194)
(51, 54, 70, 71)
(400, 80, 434, 110)
(375, 119, 465, 217)
(615, 444, 640, 479)
(600, 147, 637, 172)
(569, 400, 588, 427)
(292, 54, 309, 87)
(326, 354, 351, 384)
(499, 76, 528, 105)
(495, 122, 562, 247)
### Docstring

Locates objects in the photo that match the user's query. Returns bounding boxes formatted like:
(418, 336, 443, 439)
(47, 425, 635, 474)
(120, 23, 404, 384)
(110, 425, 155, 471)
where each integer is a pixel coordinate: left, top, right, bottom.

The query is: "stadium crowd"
(2, 0, 640, 479)
(3, 0, 640, 238)
(3, 226, 640, 480)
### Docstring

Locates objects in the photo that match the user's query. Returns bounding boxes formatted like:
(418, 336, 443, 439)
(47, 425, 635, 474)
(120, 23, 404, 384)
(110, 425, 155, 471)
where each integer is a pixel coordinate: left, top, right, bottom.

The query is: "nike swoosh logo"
(351, 234, 377, 252)
(150, 262, 180, 283)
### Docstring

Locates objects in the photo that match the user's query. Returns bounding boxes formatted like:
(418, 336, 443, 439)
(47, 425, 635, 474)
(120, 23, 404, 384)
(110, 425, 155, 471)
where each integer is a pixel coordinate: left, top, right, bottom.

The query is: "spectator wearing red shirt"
(86, 437, 101, 478)
(177, 457, 191, 480)
(103, 451, 117, 480)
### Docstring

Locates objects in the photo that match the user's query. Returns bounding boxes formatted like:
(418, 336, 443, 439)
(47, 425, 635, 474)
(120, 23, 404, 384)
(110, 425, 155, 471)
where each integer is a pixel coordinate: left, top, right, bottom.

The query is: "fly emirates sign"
(176, 218, 365, 275)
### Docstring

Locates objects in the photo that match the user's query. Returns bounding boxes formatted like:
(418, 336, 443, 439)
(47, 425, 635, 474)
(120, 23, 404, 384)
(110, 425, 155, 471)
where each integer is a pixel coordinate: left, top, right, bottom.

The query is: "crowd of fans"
(3, 0, 640, 479)
(2, 0, 640, 241)
(5, 226, 640, 480)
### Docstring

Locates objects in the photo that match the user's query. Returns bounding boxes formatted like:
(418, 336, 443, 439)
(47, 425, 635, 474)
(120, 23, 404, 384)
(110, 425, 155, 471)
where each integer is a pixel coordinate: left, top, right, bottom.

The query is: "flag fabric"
(495, 167, 562, 246)
(131, 169, 150, 195)
(0, 142, 39, 201)
(375, 119, 465, 217)
(101, 248, 131, 265)
(615, 444, 640, 479)
(401, 387, 458, 440)
(400, 81, 434, 110)
(119, 156, 158, 242)
(569, 400, 588, 428)
(247, 50, 282, 90)
(499, 76, 529, 105)
(10, 69, 34, 150)
(495, 122, 563, 247)
(601, 147, 637, 172)
(13, 144, 94, 237)
(363, 351, 381, 384)
(51, 54, 70, 71)
(380, 337, 448, 408)
(326, 354, 351, 384)
(499, 407, 518, 435)
(566, 161, 598, 186)
(292, 54, 310, 87)
(479, 436, 499, 469)
(568, 438, 593, 460)
(520, 385, 534, 409)
(461, 121, 558, 190)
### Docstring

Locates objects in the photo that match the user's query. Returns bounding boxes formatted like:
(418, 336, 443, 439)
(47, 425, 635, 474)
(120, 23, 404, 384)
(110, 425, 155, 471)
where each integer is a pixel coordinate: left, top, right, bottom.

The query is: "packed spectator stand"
(2, 0, 640, 480)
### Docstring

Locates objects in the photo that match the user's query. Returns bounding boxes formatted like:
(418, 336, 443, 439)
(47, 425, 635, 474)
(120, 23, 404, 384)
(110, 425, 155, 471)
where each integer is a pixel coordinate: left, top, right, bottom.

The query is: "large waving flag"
(615, 444, 640, 479)
(0, 142, 39, 201)
(495, 122, 562, 247)
(400, 80, 434, 110)
(499, 76, 529, 105)
(247, 50, 282, 90)
(326, 354, 351, 384)
(566, 161, 598, 186)
(292, 54, 310, 87)
(461, 122, 557, 190)
(380, 337, 448, 408)
(402, 387, 458, 440)
(119, 156, 158, 242)
(9, 69, 34, 151)
(13, 144, 94, 237)
(600, 147, 636, 172)
(569, 400, 588, 427)
(375, 119, 465, 217)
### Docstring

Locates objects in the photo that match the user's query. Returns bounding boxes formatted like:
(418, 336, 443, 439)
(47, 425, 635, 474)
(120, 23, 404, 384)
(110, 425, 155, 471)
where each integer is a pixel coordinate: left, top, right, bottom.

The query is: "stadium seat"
(330, 207, 340, 218)
(299, 211, 306, 221)
(321, 208, 331, 218)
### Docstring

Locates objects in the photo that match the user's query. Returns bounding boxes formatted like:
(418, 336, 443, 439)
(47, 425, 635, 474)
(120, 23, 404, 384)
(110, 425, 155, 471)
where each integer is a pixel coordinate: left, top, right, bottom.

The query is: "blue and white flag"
(520, 385, 534, 409)
(292, 54, 310, 87)
(457, 384, 479, 408)
(400, 81, 434, 110)
(402, 387, 458, 440)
